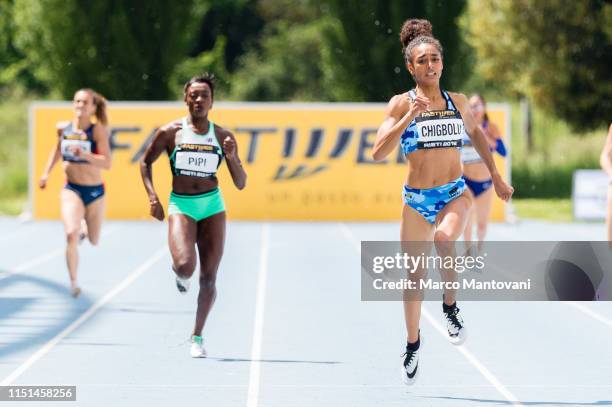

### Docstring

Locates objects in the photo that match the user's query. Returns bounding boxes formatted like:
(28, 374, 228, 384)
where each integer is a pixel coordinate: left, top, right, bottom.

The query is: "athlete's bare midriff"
(171, 174, 219, 194)
(405, 147, 463, 188)
(63, 162, 103, 185)
(463, 161, 491, 181)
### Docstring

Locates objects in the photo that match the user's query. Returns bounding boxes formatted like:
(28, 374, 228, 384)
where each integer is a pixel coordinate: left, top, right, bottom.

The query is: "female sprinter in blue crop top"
(461, 94, 507, 251)
(372, 19, 513, 385)
(39, 88, 111, 298)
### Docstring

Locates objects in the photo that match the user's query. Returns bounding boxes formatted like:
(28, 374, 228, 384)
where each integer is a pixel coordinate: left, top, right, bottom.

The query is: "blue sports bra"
(400, 90, 465, 156)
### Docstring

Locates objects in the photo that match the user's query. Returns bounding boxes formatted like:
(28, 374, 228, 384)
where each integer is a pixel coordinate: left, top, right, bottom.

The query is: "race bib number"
(415, 111, 464, 149)
(461, 145, 482, 164)
(61, 139, 91, 159)
(175, 151, 220, 175)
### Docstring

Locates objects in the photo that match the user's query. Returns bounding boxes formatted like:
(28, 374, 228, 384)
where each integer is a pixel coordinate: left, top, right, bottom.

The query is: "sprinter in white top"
(140, 73, 247, 358)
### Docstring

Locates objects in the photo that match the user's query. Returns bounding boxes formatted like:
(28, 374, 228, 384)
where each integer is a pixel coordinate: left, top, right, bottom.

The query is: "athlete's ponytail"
(78, 88, 108, 125)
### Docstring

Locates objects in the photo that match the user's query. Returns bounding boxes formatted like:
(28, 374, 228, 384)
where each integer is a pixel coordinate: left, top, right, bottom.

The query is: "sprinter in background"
(39, 88, 111, 298)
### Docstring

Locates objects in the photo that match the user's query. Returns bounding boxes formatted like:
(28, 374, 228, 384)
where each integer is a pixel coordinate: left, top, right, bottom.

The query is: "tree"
(322, 0, 469, 101)
(190, 0, 264, 73)
(228, 0, 336, 101)
(0, 0, 46, 93)
(229, 19, 336, 101)
(12, 1, 207, 99)
(464, 0, 612, 131)
(170, 36, 230, 99)
(229, 0, 469, 101)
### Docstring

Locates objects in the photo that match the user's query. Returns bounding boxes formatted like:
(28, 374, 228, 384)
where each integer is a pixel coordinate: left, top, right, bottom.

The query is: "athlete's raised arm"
(372, 94, 428, 161)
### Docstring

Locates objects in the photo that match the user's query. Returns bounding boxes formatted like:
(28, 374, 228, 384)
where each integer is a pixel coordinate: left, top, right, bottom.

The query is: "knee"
(88, 235, 99, 246)
(434, 230, 452, 244)
(66, 230, 80, 245)
(199, 265, 218, 291)
(477, 223, 487, 235)
(173, 258, 196, 279)
(434, 230, 453, 254)
(199, 272, 216, 291)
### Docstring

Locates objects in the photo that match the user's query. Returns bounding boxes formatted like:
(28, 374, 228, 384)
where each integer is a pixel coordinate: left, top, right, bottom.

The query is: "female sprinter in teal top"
(372, 19, 513, 385)
(140, 73, 247, 358)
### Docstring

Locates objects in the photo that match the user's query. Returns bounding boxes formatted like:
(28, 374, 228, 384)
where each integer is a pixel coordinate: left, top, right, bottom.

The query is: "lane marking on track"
(564, 302, 612, 328)
(339, 222, 524, 406)
(0, 246, 168, 385)
(246, 223, 270, 407)
(0, 226, 121, 281)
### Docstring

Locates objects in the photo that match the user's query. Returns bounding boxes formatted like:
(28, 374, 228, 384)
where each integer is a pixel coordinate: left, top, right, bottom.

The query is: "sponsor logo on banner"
(31, 103, 509, 220)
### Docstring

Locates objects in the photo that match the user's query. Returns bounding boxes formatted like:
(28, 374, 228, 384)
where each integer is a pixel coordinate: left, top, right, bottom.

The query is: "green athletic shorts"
(168, 188, 225, 222)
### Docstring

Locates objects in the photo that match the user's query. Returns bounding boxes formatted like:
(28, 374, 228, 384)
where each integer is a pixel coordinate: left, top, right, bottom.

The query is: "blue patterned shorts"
(402, 176, 466, 224)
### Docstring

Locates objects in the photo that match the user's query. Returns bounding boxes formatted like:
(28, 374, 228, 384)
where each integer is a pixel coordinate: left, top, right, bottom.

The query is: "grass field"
(511, 198, 573, 222)
(0, 94, 29, 207)
(0, 196, 26, 216)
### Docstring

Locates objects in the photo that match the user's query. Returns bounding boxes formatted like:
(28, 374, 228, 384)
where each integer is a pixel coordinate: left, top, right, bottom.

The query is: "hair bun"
(400, 19, 433, 48)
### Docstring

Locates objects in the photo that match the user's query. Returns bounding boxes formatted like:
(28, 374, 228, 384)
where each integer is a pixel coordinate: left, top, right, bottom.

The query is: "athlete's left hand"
(223, 136, 236, 159)
(492, 173, 514, 202)
(149, 198, 165, 221)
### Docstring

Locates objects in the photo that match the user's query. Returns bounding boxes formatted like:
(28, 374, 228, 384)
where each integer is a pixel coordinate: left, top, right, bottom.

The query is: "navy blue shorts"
(64, 182, 105, 206)
(464, 176, 493, 198)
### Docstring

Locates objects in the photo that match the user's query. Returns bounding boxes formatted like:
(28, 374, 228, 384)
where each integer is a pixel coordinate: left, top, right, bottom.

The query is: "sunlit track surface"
(0, 218, 610, 407)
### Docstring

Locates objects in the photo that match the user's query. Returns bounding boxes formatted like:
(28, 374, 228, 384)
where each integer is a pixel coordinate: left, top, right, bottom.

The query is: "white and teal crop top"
(169, 118, 224, 178)
(400, 90, 465, 156)
(460, 131, 481, 164)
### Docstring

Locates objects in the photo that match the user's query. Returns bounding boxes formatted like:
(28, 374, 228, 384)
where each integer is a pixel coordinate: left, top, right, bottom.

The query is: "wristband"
(495, 139, 507, 157)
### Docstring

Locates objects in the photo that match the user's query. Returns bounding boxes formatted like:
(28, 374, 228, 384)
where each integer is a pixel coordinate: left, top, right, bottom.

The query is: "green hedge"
(0, 93, 28, 200)
(512, 165, 575, 199)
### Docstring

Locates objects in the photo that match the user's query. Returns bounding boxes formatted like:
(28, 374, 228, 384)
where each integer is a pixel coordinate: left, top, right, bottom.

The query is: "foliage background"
(1, 0, 610, 214)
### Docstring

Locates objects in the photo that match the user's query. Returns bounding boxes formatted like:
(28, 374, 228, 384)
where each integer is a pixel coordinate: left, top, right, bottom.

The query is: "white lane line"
(421, 307, 522, 405)
(0, 246, 168, 385)
(0, 225, 121, 280)
(246, 223, 270, 407)
(338, 222, 361, 249)
(0, 226, 37, 243)
(564, 302, 612, 328)
(338, 222, 524, 406)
